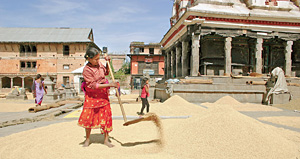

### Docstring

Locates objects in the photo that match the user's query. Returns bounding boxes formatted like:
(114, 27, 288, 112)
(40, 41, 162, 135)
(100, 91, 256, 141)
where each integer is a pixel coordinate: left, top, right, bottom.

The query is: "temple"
(156, 0, 300, 104)
(161, 0, 300, 77)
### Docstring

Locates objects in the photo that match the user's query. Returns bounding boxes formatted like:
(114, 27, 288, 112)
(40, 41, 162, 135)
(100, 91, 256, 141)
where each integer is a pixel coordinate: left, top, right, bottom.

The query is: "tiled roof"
(0, 27, 93, 43)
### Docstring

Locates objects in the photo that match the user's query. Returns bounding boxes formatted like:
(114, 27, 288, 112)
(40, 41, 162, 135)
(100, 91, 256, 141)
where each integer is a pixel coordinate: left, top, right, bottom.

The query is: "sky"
(0, 0, 174, 54)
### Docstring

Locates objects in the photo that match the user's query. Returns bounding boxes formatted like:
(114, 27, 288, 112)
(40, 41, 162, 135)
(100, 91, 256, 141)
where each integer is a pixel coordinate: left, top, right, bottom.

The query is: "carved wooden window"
(63, 45, 70, 56)
(19, 44, 37, 57)
(149, 48, 154, 55)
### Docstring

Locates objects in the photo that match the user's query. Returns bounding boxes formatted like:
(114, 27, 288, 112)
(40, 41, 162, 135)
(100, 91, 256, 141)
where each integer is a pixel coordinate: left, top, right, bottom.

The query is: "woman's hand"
(104, 55, 111, 62)
(110, 82, 119, 88)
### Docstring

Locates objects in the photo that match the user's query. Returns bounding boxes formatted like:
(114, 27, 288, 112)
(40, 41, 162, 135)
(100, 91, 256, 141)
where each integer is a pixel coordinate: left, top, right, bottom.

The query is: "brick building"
(0, 27, 100, 91)
(109, 54, 127, 72)
(128, 42, 164, 89)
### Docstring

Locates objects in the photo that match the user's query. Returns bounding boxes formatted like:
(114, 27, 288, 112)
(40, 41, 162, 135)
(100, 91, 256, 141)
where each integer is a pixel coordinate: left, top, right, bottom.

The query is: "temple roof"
(188, 1, 300, 21)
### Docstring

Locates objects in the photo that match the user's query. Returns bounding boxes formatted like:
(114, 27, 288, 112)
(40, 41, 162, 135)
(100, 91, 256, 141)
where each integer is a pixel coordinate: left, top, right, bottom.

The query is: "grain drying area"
(1, 95, 300, 159)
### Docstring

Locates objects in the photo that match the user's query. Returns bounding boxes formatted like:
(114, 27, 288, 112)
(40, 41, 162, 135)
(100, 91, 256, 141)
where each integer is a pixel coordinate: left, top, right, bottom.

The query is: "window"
(32, 62, 37, 68)
(139, 47, 144, 52)
(26, 62, 31, 68)
(63, 76, 69, 85)
(19, 44, 37, 57)
(21, 62, 25, 68)
(146, 63, 151, 69)
(32, 46, 37, 52)
(149, 48, 154, 55)
(134, 48, 140, 54)
(63, 65, 70, 70)
(63, 45, 70, 56)
(20, 45, 25, 53)
(20, 61, 37, 72)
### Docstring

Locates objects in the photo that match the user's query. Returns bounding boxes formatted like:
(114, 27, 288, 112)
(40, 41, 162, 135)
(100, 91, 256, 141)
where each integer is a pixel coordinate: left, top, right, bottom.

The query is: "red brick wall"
(0, 59, 20, 73)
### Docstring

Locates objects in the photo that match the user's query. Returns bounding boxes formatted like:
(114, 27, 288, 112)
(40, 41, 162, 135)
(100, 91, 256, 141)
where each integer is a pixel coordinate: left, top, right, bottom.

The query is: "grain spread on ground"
(258, 116, 300, 129)
(0, 94, 300, 159)
(0, 98, 38, 112)
(273, 97, 300, 111)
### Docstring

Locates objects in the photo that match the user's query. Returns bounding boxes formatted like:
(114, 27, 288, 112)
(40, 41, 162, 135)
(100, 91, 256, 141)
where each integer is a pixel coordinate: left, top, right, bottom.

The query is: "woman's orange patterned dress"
(78, 61, 112, 134)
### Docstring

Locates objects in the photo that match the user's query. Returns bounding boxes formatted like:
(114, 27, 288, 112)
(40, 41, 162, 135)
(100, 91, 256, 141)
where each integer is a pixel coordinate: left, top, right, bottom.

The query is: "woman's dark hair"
(84, 47, 100, 60)
(141, 77, 149, 88)
(36, 74, 41, 79)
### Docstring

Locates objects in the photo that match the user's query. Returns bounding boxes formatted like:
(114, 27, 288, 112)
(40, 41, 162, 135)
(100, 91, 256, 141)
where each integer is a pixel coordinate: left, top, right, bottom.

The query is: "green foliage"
(109, 60, 114, 73)
(113, 62, 130, 82)
(119, 62, 131, 74)
(106, 60, 130, 82)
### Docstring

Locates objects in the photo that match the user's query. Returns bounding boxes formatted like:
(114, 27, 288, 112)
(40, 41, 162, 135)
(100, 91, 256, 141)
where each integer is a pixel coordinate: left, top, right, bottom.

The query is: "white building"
(162, 0, 300, 77)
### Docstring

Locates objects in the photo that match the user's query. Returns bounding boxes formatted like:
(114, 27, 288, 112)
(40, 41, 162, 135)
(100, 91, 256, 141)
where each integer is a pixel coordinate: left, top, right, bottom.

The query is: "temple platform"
(154, 76, 300, 104)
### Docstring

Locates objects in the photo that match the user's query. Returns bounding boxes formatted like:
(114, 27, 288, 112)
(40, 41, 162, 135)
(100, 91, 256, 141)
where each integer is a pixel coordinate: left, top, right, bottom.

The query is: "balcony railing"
(20, 68, 37, 72)
(19, 52, 37, 57)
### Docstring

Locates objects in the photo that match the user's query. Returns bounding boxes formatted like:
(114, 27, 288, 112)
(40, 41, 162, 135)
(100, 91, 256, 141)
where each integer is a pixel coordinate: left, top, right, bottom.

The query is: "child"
(137, 77, 150, 116)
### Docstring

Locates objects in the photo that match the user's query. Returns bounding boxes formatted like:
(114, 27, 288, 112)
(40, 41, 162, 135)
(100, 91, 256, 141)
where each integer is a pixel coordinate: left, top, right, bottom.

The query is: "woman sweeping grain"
(78, 47, 118, 148)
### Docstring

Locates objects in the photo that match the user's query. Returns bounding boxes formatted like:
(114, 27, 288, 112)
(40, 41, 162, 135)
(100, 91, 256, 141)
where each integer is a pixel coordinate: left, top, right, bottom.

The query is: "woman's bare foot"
(104, 141, 114, 148)
(83, 139, 90, 147)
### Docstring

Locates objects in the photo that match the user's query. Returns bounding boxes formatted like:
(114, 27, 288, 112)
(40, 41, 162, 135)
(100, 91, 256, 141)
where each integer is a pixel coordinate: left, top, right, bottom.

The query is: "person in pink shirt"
(137, 77, 150, 116)
(78, 47, 118, 148)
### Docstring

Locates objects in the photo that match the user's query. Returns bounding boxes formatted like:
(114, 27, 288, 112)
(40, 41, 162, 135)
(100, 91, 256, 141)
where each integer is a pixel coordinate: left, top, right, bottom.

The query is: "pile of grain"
(164, 105, 299, 158)
(157, 95, 206, 116)
(112, 95, 206, 117)
(214, 95, 241, 105)
(203, 96, 282, 112)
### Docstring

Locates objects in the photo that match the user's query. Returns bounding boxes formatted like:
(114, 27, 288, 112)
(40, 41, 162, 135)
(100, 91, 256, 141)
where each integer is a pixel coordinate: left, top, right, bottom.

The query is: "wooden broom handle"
(105, 54, 127, 122)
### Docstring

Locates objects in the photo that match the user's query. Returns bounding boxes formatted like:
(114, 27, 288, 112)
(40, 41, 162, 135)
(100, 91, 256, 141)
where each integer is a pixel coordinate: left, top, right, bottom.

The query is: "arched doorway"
(13, 77, 22, 87)
(25, 76, 33, 92)
(2, 77, 11, 88)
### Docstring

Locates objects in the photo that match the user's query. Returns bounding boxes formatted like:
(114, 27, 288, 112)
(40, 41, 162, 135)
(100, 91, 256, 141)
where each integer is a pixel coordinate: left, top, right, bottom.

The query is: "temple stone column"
(171, 50, 176, 78)
(182, 41, 189, 77)
(255, 38, 263, 74)
(167, 51, 171, 79)
(0, 77, 2, 88)
(176, 44, 182, 77)
(163, 52, 167, 79)
(224, 37, 232, 76)
(21, 77, 25, 88)
(191, 34, 200, 76)
(10, 78, 13, 88)
(285, 41, 293, 77)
